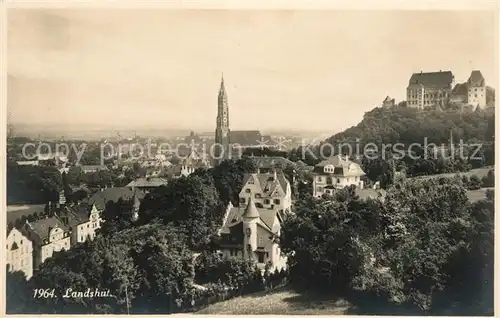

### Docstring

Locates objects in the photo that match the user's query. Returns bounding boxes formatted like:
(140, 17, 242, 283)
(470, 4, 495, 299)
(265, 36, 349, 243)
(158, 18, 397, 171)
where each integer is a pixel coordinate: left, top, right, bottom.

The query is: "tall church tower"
(214, 74, 230, 164)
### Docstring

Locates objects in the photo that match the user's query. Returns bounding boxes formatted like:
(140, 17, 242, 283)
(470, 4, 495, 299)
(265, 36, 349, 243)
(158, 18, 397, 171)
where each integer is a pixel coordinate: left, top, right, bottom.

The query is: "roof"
(26, 216, 69, 241)
(468, 70, 485, 87)
(451, 83, 468, 96)
(126, 177, 168, 188)
(315, 155, 365, 177)
(219, 205, 277, 235)
(250, 156, 294, 169)
(243, 197, 260, 218)
(408, 71, 454, 89)
(66, 203, 93, 226)
(383, 96, 394, 102)
(88, 187, 145, 211)
(230, 130, 262, 146)
(241, 172, 290, 197)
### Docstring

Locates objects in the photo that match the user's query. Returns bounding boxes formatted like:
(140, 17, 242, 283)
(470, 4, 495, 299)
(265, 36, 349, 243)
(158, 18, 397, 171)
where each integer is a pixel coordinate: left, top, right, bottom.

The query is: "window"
(327, 177, 333, 185)
(273, 199, 280, 204)
(264, 199, 270, 205)
(239, 197, 246, 204)
(256, 203, 264, 208)
(245, 188, 251, 193)
(317, 177, 322, 182)
(259, 236, 263, 244)
(255, 193, 261, 199)
(80, 236, 83, 241)
(87, 224, 89, 228)
(20, 240, 23, 245)
(258, 253, 265, 263)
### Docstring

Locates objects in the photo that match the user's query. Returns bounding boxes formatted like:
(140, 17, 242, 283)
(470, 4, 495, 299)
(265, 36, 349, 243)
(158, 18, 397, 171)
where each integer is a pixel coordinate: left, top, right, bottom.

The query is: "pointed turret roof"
(133, 192, 140, 209)
(243, 196, 260, 219)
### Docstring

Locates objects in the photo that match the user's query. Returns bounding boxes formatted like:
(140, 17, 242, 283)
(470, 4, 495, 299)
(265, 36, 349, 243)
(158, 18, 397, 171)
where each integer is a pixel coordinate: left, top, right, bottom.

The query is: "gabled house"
(23, 216, 71, 267)
(312, 155, 365, 197)
(238, 171, 292, 216)
(64, 203, 103, 246)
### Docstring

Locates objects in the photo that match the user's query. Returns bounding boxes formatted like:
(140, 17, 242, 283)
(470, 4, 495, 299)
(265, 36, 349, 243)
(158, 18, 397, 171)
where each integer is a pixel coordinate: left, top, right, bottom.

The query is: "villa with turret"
(218, 170, 291, 271)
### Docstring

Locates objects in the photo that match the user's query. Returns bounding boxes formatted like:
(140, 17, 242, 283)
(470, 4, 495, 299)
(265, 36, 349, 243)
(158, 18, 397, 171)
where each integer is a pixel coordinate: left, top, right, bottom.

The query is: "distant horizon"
(8, 10, 497, 132)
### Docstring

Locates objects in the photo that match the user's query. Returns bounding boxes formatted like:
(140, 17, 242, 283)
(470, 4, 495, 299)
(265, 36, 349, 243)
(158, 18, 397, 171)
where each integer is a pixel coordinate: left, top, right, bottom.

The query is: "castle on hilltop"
(405, 70, 495, 110)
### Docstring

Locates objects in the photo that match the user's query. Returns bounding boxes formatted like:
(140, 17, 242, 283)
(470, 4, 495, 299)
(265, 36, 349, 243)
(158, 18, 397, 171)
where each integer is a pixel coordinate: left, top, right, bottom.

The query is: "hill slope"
(326, 105, 494, 146)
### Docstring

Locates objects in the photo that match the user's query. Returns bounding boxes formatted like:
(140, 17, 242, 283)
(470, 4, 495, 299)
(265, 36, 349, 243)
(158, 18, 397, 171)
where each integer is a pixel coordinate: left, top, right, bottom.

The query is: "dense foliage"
(7, 224, 196, 314)
(7, 163, 62, 204)
(326, 106, 494, 146)
(139, 158, 257, 249)
(281, 178, 494, 314)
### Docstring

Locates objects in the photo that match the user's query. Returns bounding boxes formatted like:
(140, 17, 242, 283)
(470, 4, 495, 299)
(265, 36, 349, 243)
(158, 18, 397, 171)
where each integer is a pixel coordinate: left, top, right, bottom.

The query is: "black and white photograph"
(3, 3, 497, 315)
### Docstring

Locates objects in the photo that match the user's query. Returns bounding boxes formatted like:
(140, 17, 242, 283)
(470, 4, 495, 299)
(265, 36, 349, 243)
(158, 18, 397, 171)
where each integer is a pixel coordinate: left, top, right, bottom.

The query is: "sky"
(7, 9, 498, 132)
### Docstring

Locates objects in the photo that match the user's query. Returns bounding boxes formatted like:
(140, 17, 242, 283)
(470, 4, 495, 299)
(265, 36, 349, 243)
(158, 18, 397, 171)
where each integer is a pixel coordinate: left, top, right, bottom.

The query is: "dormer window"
(245, 188, 251, 193)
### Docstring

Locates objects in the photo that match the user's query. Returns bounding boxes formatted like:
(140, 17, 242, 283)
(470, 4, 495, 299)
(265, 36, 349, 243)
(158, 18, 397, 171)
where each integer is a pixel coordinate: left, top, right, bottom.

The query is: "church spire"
(219, 73, 226, 98)
(214, 74, 230, 165)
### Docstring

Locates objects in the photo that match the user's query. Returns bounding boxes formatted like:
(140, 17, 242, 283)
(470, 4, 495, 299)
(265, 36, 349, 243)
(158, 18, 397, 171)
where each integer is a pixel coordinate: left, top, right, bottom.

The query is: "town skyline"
(8, 9, 497, 132)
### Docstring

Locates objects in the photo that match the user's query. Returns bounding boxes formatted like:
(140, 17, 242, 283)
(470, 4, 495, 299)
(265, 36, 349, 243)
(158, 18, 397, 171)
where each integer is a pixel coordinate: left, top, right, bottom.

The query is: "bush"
(481, 170, 494, 188)
(467, 175, 482, 190)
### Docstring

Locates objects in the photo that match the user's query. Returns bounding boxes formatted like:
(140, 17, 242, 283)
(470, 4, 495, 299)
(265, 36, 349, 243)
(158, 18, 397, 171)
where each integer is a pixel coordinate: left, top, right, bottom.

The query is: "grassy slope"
(195, 286, 351, 315)
(412, 167, 493, 181)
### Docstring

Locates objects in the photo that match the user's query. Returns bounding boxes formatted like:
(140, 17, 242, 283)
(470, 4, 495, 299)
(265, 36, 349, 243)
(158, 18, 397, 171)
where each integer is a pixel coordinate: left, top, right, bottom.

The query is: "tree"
(139, 175, 220, 249)
(99, 198, 136, 236)
(481, 170, 494, 188)
(6, 270, 31, 314)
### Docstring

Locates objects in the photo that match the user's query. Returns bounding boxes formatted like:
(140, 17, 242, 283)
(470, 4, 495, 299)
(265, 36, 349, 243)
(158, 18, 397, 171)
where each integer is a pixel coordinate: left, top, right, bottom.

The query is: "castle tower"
(214, 74, 231, 165)
(242, 196, 259, 261)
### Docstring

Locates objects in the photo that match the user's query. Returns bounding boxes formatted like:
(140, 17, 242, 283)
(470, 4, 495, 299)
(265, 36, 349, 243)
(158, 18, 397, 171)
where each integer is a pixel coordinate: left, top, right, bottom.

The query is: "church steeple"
(214, 74, 231, 164)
